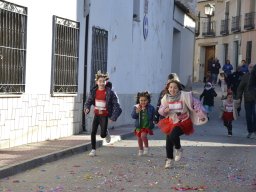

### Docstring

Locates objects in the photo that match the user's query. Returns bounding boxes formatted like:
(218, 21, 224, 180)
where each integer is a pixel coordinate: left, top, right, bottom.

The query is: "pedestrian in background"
(84, 71, 122, 156)
(209, 58, 221, 85)
(220, 91, 238, 136)
(158, 80, 194, 169)
(200, 82, 217, 120)
(228, 66, 244, 116)
(237, 63, 256, 139)
(222, 59, 233, 77)
(217, 70, 228, 99)
(131, 91, 155, 156)
(240, 59, 249, 74)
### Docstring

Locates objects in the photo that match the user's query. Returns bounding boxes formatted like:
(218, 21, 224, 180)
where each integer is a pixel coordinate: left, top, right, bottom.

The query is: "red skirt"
(158, 117, 194, 135)
(176, 118, 194, 135)
(222, 112, 234, 121)
(134, 128, 153, 137)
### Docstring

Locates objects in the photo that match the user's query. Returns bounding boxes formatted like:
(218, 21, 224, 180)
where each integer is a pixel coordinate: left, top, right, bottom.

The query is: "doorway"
(205, 46, 215, 75)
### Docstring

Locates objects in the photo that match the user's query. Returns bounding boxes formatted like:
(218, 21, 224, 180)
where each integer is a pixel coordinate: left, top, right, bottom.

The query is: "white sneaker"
(138, 150, 143, 156)
(174, 148, 183, 161)
(143, 147, 149, 155)
(89, 149, 96, 157)
(165, 159, 172, 169)
(105, 130, 111, 143)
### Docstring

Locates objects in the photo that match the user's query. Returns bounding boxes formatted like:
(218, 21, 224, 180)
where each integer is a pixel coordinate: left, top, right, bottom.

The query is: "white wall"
(0, 0, 85, 149)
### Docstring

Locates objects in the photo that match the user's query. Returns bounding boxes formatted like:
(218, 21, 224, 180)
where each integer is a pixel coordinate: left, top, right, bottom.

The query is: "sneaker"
(165, 159, 172, 169)
(143, 147, 149, 155)
(105, 130, 111, 143)
(174, 148, 183, 161)
(228, 131, 232, 137)
(138, 150, 143, 156)
(89, 149, 96, 157)
(247, 133, 253, 138)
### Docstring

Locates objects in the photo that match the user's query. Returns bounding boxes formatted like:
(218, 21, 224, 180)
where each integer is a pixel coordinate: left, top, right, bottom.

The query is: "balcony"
(220, 19, 229, 35)
(202, 21, 215, 37)
(231, 15, 241, 33)
(244, 12, 255, 30)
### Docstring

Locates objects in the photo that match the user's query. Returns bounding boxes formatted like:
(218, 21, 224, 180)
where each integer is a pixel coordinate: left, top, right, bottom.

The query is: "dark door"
(205, 46, 215, 76)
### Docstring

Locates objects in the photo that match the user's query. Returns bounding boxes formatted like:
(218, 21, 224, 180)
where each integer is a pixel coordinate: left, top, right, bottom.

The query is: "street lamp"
(204, 3, 214, 35)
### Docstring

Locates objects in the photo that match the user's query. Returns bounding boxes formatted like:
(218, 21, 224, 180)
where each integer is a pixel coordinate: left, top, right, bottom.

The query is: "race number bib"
(95, 100, 106, 110)
(168, 101, 183, 112)
(225, 106, 233, 112)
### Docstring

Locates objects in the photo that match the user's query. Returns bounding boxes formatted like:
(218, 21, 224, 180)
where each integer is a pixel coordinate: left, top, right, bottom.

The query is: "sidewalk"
(0, 125, 134, 179)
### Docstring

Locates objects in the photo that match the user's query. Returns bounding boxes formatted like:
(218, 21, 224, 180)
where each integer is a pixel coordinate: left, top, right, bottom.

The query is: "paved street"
(0, 84, 256, 192)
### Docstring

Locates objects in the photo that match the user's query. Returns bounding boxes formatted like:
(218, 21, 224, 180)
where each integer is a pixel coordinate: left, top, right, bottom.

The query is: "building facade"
(0, 0, 195, 149)
(194, 0, 256, 82)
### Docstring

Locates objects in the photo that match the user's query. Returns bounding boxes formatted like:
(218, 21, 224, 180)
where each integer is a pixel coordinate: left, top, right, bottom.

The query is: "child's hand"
(135, 104, 142, 113)
(164, 107, 170, 113)
(84, 108, 89, 115)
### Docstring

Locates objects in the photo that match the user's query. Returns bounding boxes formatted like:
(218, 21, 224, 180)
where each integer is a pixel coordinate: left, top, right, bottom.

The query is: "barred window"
(51, 16, 80, 94)
(0, 1, 27, 94)
(90, 27, 108, 89)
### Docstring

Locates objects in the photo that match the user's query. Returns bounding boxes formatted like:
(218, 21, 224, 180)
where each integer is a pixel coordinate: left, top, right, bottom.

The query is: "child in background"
(200, 82, 217, 120)
(131, 91, 155, 156)
(217, 71, 228, 100)
(220, 92, 238, 136)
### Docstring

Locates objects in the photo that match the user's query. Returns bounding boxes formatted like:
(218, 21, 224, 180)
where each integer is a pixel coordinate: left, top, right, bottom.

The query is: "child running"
(220, 92, 238, 136)
(84, 71, 122, 157)
(131, 91, 155, 156)
(200, 82, 217, 120)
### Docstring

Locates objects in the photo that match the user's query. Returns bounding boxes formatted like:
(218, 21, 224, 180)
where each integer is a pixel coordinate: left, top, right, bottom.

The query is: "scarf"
(166, 91, 181, 102)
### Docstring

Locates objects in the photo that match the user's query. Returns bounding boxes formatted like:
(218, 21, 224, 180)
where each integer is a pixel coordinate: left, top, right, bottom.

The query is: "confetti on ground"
(172, 186, 207, 191)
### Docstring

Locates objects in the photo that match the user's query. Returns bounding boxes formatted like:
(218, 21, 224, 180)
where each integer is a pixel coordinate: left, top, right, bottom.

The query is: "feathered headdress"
(95, 70, 109, 81)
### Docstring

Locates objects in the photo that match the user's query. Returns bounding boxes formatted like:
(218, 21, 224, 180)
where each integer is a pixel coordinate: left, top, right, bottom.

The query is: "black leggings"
(166, 126, 184, 159)
(91, 115, 108, 149)
(224, 121, 232, 133)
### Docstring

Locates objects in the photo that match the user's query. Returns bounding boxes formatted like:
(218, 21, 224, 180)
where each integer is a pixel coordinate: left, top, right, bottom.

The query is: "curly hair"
(135, 91, 151, 104)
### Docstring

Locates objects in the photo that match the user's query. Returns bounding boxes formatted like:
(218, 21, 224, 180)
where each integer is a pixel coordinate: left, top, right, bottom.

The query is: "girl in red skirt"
(158, 80, 195, 168)
(131, 92, 155, 156)
(220, 92, 238, 136)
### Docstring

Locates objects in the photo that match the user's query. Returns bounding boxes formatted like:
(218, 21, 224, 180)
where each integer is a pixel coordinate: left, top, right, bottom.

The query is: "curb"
(0, 131, 135, 179)
(0, 141, 102, 179)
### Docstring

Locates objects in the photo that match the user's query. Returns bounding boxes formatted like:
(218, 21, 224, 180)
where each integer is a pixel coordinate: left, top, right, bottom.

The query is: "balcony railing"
(220, 19, 229, 35)
(202, 21, 215, 37)
(231, 15, 241, 32)
(244, 12, 255, 30)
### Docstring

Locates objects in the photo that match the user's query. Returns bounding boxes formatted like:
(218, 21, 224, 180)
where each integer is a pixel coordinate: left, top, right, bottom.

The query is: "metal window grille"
(90, 27, 108, 89)
(0, 0, 27, 94)
(51, 16, 80, 94)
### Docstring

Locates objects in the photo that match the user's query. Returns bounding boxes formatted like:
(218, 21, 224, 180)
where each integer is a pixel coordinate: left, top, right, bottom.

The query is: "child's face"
(226, 95, 233, 102)
(139, 96, 148, 108)
(168, 82, 179, 96)
(96, 77, 106, 90)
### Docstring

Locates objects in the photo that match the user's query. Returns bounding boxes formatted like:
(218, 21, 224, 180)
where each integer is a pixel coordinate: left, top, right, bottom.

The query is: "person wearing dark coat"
(84, 71, 122, 156)
(200, 82, 217, 119)
(237, 64, 256, 139)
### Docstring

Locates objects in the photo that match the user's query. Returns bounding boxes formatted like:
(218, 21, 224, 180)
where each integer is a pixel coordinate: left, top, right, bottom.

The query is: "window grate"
(51, 16, 80, 94)
(90, 27, 108, 89)
(0, 0, 27, 94)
